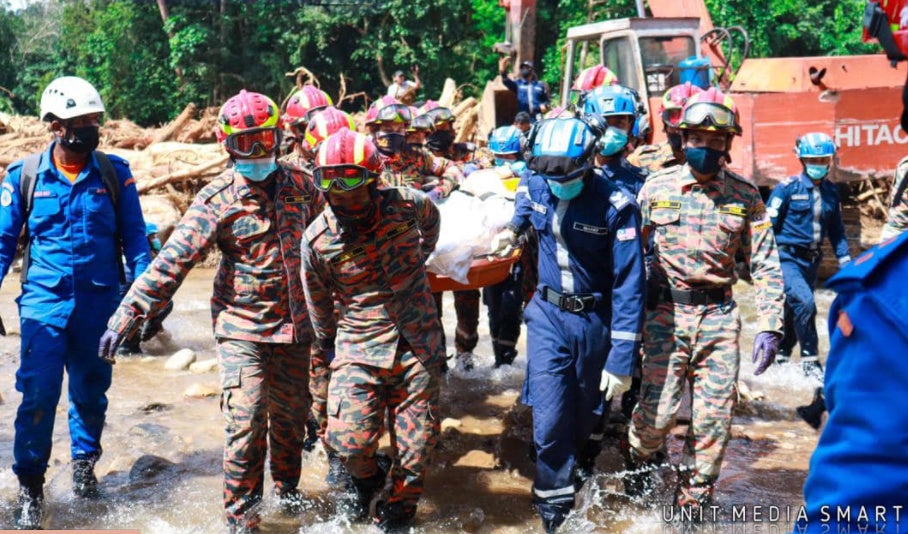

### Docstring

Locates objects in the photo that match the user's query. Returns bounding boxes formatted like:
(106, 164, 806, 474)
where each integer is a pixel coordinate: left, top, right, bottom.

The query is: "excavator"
(485, 0, 908, 188)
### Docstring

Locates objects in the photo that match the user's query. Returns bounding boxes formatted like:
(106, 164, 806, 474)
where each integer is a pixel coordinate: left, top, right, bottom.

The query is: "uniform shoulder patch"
(197, 173, 233, 204)
(303, 212, 331, 244)
(608, 188, 632, 211)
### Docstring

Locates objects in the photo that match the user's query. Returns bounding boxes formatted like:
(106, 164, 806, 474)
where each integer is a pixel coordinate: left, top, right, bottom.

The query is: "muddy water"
(0, 270, 831, 533)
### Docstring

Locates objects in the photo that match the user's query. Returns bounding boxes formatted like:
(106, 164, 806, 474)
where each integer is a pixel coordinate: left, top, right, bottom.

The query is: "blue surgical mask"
(546, 176, 584, 200)
(684, 147, 725, 176)
(598, 126, 629, 157)
(235, 157, 278, 182)
(805, 164, 829, 180)
(509, 160, 527, 174)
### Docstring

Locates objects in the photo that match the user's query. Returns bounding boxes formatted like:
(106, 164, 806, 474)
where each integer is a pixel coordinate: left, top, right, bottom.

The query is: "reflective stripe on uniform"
(552, 199, 573, 293)
(612, 330, 642, 341)
(533, 484, 575, 499)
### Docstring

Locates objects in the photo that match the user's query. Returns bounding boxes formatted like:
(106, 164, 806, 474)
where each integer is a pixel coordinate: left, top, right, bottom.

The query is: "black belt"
(779, 244, 820, 261)
(662, 285, 731, 306)
(543, 287, 599, 313)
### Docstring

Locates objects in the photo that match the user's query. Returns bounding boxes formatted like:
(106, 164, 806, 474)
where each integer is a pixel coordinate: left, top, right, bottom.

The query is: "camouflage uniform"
(108, 165, 322, 529)
(627, 164, 784, 501)
(627, 141, 682, 175)
(302, 187, 444, 510)
(881, 155, 908, 241)
(380, 146, 463, 196)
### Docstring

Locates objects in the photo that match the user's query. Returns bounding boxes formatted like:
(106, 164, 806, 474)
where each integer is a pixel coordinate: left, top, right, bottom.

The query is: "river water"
(0, 270, 832, 533)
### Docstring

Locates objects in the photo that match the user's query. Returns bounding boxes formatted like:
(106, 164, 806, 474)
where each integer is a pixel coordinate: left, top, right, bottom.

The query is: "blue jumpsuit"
(794, 232, 908, 533)
(0, 144, 150, 480)
(501, 76, 549, 119)
(508, 170, 645, 518)
(598, 157, 647, 198)
(767, 174, 850, 363)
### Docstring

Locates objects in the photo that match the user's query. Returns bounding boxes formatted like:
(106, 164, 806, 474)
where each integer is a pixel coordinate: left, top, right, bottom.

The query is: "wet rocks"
(183, 383, 218, 398)
(164, 348, 196, 370)
(128, 454, 175, 482)
(454, 450, 495, 469)
(189, 358, 218, 373)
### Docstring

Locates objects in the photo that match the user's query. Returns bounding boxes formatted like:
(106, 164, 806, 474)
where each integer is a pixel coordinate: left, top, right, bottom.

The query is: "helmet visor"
(225, 127, 282, 157)
(424, 107, 454, 125)
(375, 104, 413, 124)
(681, 103, 736, 130)
(661, 108, 684, 128)
(312, 165, 377, 192)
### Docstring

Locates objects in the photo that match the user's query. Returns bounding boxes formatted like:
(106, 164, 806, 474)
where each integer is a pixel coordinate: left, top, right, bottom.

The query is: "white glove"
(490, 228, 517, 256)
(600, 370, 633, 401)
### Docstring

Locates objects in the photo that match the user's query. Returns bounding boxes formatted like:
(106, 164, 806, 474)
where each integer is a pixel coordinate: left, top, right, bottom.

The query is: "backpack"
(18, 151, 124, 283)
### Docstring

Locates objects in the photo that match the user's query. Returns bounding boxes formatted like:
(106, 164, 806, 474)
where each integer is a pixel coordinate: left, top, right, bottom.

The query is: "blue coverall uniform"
(767, 173, 850, 364)
(501, 76, 549, 119)
(508, 169, 645, 520)
(599, 157, 647, 198)
(0, 143, 150, 480)
(794, 232, 908, 533)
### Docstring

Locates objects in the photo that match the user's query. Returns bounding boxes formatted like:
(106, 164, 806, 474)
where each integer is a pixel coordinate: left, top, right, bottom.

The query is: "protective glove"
(490, 228, 518, 257)
(600, 370, 633, 401)
(98, 328, 123, 365)
(752, 331, 782, 375)
(426, 187, 445, 203)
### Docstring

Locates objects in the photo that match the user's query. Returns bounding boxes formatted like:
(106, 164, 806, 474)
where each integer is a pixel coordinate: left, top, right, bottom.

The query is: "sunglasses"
(225, 127, 282, 157)
(661, 108, 683, 127)
(312, 165, 378, 192)
(681, 103, 736, 129)
(375, 104, 413, 124)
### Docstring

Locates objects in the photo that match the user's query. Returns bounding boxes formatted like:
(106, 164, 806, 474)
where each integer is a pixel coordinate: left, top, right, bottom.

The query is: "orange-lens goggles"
(225, 127, 282, 157)
(682, 103, 736, 129)
(661, 108, 683, 127)
(312, 165, 376, 192)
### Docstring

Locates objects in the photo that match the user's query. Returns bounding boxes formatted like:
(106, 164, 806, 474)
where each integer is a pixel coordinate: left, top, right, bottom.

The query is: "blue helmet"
(489, 125, 523, 155)
(796, 132, 836, 159)
(528, 117, 598, 178)
(583, 85, 638, 119)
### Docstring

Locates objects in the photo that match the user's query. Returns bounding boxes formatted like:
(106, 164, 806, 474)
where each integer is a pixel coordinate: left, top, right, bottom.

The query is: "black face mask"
(60, 125, 100, 154)
(375, 132, 407, 155)
(329, 183, 382, 233)
(667, 132, 683, 152)
(519, 68, 532, 79)
(425, 130, 455, 152)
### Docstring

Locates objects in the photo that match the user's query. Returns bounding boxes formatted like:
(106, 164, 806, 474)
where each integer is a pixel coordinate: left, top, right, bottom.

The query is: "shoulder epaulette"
(197, 173, 233, 203)
(303, 212, 332, 244)
(608, 186, 633, 211)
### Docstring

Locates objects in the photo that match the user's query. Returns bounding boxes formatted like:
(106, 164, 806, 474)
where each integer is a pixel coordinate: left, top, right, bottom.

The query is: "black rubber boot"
(338, 459, 389, 521)
(536, 502, 571, 534)
(116, 338, 143, 356)
(620, 441, 664, 501)
(274, 486, 305, 516)
(796, 387, 826, 430)
(325, 450, 351, 489)
(14, 475, 45, 530)
(374, 500, 417, 533)
(73, 458, 100, 498)
(301, 417, 319, 452)
(620, 376, 641, 420)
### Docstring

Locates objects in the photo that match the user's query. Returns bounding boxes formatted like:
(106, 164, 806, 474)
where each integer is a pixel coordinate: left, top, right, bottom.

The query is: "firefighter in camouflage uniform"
(302, 130, 443, 532)
(279, 84, 333, 171)
(625, 88, 785, 511)
(99, 90, 321, 533)
(628, 82, 703, 174)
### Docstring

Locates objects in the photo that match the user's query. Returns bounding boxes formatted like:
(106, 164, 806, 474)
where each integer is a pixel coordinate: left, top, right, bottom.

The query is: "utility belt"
(650, 284, 732, 308)
(779, 244, 820, 261)
(542, 287, 602, 314)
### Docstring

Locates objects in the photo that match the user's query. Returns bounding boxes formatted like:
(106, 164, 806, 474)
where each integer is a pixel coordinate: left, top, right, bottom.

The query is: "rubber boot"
(14, 475, 45, 530)
(620, 376, 641, 421)
(456, 352, 474, 371)
(802, 360, 824, 382)
(796, 387, 826, 430)
(338, 457, 389, 521)
(536, 502, 571, 534)
(301, 417, 319, 452)
(273, 486, 305, 516)
(116, 337, 143, 356)
(673, 477, 715, 523)
(325, 450, 351, 489)
(620, 440, 664, 501)
(73, 458, 100, 498)
(374, 500, 417, 533)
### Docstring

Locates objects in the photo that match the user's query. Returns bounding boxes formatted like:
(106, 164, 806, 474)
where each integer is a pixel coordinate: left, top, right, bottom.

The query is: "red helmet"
(660, 82, 703, 127)
(572, 65, 619, 92)
(282, 85, 333, 129)
(304, 106, 355, 149)
(216, 90, 283, 156)
(418, 100, 455, 128)
(678, 87, 742, 136)
(313, 130, 383, 192)
(365, 95, 403, 125)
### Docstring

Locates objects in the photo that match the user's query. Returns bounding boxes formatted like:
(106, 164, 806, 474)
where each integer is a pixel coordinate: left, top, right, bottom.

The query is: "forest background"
(0, 0, 876, 126)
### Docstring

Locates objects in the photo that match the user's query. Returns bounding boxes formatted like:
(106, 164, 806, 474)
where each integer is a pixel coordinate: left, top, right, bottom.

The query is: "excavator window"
(638, 36, 696, 96)
(602, 37, 637, 91)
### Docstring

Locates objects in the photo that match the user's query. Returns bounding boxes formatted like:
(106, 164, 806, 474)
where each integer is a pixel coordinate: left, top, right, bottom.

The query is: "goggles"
(409, 114, 435, 132)
(225, 127, 283, 157)
(660, 108, 684, 128)
(374, 104, 412, 124)
(312, 165, 378, 192)
(424, 107, 454, 125)
(680, 103, 738, 131)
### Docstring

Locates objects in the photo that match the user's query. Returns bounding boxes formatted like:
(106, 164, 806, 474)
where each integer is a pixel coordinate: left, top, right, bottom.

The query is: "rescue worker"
(628, 82, 702, 173)
(795, 232, 908, 533)
(366, 99, 463, 199)
(98, 90, 321, 533)
(626, 88, 784, 511)
(584, 85, 648, 197)
(499, 56, 550, 120)
(280, 84, 333, 165)
(483, 125, 532, 367)
(570, 64, 619, 110)
(514, 111, 532, 135)
(0, 76, 150, 529)
(491, 117, 646, 533)
(767, 133, 851, 380)
(880, 155, 908, 240)
(301, 130, 443, 532)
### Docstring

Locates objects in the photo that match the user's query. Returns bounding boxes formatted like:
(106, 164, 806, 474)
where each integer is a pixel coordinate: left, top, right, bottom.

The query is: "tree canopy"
(0, 0, 878, 126)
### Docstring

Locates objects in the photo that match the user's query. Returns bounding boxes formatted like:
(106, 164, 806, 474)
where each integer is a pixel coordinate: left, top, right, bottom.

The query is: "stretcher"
(427, 247, 521, 292)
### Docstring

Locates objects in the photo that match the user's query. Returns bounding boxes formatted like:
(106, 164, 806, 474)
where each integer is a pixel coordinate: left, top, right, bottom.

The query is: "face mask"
(425, 130, 455, 152)
(375, 132, 407, 155)
(805, 164, 829, 180)
(546, 176, 584, 200)
(234, 157, 278, 182)
(509, 160, 527, 174)
(329, 183, 381, 232)
(519, 68, 532, 78)
(60, 125, 100, 154)
(598, 126, 629, 157)
(667, 132, 683, 152)
(684, 147, 726, 176)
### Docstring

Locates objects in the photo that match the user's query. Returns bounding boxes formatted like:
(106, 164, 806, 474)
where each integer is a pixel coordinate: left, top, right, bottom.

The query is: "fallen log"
(152, 103, 197, 145)
(137, 154, 228, 194)
(452, 97, 478, 118)
(438, 78, 458, 108)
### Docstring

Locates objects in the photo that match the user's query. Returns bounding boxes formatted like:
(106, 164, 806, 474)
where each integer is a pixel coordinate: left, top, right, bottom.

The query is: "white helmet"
(39, 76, 105, 121)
